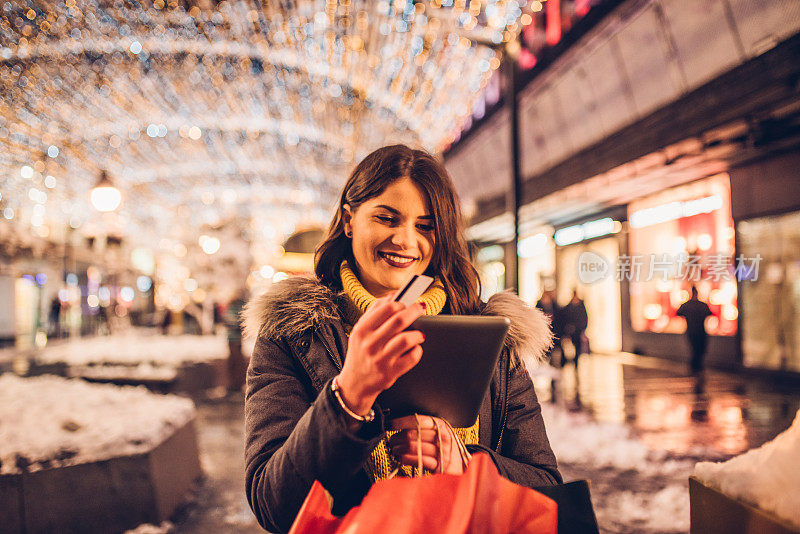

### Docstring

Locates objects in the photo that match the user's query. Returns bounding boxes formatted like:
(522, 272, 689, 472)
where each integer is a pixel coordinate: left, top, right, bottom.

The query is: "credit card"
(394, 274, 434, 307)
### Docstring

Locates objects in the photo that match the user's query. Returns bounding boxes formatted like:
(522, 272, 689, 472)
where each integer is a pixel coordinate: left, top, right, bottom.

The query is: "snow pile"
(0, 346, 16, 362)
(0, 374, 195, 475)
(541, 403, 694, 533)
(124, 522, 174, 534)
(541, 403, 690, 476)
(694, 408, 800, 529)
(599, 485, 690, 533)
(36, 334, 231, 367)
(69, 363, 178, 382)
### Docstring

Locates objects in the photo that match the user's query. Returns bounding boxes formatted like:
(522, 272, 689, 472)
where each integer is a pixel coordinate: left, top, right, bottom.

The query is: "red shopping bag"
(289, 453, 557, 534)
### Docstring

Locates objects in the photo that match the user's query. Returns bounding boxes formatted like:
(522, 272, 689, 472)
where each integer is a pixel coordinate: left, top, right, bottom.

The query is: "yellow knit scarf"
(339, 261, 479, 481)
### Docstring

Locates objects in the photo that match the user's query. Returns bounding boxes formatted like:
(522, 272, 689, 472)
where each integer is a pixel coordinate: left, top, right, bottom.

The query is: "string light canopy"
(0, 0, 529, 252)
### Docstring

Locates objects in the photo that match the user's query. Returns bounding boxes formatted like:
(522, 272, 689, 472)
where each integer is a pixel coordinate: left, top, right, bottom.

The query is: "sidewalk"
(534, 352, 800, 533)
(543, 352, 800, 457)
(153, 352, 800, 534)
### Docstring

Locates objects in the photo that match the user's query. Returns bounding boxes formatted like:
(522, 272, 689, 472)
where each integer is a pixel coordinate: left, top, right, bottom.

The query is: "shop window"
(557, 236, 623, 353)
(628, 174, 737, 336)
(738, 212, 800, 372)
(518, 231, 556, 305)
(476, 245, 506, 300)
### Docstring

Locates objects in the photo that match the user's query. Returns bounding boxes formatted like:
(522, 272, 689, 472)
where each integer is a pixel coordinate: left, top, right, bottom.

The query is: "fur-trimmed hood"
(243, 276, 553, 362)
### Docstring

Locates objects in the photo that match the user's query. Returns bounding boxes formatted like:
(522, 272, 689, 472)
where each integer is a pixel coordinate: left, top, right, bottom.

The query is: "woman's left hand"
(387, 415, 468, 474)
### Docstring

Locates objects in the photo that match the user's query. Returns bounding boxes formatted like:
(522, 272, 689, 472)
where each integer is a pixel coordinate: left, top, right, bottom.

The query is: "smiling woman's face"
(343, 177, 435, 297)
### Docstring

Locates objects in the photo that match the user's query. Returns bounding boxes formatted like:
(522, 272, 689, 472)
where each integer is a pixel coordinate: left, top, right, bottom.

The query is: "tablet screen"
(377, 315, 510, 427)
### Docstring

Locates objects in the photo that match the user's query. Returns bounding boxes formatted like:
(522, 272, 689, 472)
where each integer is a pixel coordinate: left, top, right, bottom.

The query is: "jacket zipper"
(495, 351, 510, 452)
(317, 329, 343, 372)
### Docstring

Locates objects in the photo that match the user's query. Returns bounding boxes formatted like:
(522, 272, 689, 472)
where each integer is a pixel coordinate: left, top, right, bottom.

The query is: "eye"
(417, 224, 434, 232)
(375, 215, 395, 224)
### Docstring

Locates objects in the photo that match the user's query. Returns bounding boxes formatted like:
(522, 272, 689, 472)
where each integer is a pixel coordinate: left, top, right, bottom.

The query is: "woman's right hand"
(336, 293, 426, 417)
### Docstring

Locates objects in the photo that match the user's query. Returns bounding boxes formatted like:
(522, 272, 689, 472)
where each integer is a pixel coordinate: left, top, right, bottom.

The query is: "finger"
(354, 298, 404, 334)
(368, 303, 425, 349)
(391, 449, 446, 466)
(382, 330, 425, 359)
(391, 439, 438, 455)
(436, 420, 454, 469)
(361, 297, 403, 326)
(387, 429, 438, 446)
(395, 454, 438, 471)
(389, 414, 438, 431)
(388, 344, 423, 378)
(387, 429, 439, 445)
(367, 291, 399, 310)
(381, 290, 400, 301)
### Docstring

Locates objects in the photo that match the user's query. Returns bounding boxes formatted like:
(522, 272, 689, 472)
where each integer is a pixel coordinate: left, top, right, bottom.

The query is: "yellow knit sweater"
(338, 261, 479, 480)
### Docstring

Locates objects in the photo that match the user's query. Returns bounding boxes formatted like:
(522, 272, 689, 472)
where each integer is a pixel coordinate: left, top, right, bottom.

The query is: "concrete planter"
(174, 359, 226, 392)
(0, 418, 202, 533)
(70, 358, 227, 394)
(26, 360, 69, 377)
(689, 476, 800, 534)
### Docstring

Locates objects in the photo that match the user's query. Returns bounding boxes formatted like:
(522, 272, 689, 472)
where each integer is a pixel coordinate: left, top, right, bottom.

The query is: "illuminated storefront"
(517, 229, 556, 305)
(727, 151, 800, 375)
(0, 275, 14, 347)
(737, 212, 800, 373)
(555, 215, 624, 353)
(14, 275, 41, 349)
(7, 260, 62, 349)
(627, 174, 737, 337)
(475, 245, 507, 301)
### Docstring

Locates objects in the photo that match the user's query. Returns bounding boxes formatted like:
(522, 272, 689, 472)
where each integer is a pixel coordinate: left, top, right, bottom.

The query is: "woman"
(244, 145, 561, 533)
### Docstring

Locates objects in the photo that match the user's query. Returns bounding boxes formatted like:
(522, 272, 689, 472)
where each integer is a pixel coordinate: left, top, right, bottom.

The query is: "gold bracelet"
(331, 376, 375, 423)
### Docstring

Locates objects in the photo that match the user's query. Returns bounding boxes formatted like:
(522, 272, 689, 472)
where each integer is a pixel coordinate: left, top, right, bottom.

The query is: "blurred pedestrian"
(98, 302, 110, 335)
(159, 309, 172, 335)
(562, 289, 588, 365)
(677, 286, 713, 375)
(48, 296, 61, 339)
(213, 301, 224, 329)
(224, 289, 247, 393)
(536, 290, 562, 366)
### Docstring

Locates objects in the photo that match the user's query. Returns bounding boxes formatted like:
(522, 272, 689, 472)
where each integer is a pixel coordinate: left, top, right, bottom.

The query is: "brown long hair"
(315, 145, 481, 315)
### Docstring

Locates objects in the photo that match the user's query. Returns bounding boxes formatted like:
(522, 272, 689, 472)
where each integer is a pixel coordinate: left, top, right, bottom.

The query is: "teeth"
(382, 253, 414, 264)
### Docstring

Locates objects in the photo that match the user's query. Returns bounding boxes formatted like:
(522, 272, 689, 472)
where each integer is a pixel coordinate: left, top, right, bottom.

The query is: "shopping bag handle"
(387, 414, 472, 479)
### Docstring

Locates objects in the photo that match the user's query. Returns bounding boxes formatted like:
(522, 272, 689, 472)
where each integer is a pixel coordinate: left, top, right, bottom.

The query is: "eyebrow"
(374, 204, 434, 220)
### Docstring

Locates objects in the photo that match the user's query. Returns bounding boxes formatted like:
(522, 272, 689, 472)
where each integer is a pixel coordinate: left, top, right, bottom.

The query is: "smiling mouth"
(378, 251, 418, 265)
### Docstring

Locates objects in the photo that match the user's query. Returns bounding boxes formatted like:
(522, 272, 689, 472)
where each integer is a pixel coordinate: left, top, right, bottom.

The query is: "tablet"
(376, 315, 510, 427)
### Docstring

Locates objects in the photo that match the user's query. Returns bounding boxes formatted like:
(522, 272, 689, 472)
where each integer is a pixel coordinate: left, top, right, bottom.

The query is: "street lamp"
(199, 235, 220, 255)
(90, 170, 121, 212)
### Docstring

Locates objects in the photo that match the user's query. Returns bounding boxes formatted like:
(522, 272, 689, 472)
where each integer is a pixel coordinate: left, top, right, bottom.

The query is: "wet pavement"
(170, 391, 263, 533)
(559, 353, 800, 457)
(542, 353, 800, 534)
(168, 354, 800, 533)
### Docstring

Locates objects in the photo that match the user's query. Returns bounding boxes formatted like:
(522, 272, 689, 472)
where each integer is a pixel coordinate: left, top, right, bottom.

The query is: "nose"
(389, 222, 416, 249)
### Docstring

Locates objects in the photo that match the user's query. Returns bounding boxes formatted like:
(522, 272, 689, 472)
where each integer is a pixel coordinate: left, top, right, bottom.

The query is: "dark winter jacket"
(562, 300, 588, 335)
(536, 298, 563, 337)
(676, 298, 713, 338)
(243, 276, 562, 533)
